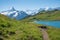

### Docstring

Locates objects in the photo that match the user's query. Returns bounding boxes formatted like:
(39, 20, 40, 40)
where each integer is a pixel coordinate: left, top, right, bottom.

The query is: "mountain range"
(0, 7, 28, 20)
(0, 7, 60, 20)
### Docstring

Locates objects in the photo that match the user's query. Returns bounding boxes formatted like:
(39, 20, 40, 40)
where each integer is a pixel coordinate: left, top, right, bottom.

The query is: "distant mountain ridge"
(0, 7, 60, 20)
(0, 7, 28, 20)
(24, 9, 38, 15)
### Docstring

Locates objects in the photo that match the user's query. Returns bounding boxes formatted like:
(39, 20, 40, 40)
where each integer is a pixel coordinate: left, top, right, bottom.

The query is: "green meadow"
(0, 10, 60, 40)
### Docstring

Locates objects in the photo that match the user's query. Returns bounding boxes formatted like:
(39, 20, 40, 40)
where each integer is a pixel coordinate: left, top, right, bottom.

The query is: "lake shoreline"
(34, 20, 60, 28)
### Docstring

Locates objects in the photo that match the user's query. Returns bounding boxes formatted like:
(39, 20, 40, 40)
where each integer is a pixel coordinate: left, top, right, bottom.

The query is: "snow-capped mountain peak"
(24, 9, 38, 15)
(0, 7, 28, 20)
(45, 7, 49, 11)
(7, 7, 16, 12)
(0, 7, 17, 17)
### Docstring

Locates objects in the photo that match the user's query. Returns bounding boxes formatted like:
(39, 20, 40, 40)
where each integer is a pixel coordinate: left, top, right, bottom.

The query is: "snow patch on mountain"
(24, 9, 38, 15)
(0, 7, 28, 20)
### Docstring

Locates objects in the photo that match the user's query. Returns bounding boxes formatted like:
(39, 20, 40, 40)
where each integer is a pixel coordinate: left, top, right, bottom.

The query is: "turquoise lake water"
(34, 21, 60, 28)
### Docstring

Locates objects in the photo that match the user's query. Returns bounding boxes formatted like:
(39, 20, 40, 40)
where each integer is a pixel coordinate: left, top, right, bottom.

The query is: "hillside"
(34, 10, 60, 20)
(0, 9, 60, 40)
(0, 14, 42, 40)
(23, 10, 60, 22)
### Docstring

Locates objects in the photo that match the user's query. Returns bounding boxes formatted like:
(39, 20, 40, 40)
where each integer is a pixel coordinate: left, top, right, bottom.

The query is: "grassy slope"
(47, 27, 60, 40)
(34, 10, 60, 20)
(0, 14, 42, 40)
(23, 10, 60, 21)
(0, 10, 60, 40)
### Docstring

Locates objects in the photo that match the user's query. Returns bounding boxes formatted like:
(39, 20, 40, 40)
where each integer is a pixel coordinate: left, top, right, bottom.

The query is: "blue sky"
(0, 0, 60, 11)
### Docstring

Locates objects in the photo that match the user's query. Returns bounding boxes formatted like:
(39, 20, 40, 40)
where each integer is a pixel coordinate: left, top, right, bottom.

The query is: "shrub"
(0, 38, 3, 40)
(9, 31, 15, 35)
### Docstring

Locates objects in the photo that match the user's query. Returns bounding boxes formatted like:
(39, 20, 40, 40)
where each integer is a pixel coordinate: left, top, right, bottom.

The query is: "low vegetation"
(0, 14, 42, 40)
(23, 10, 60, 21)
(0, 10, 60, 40)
